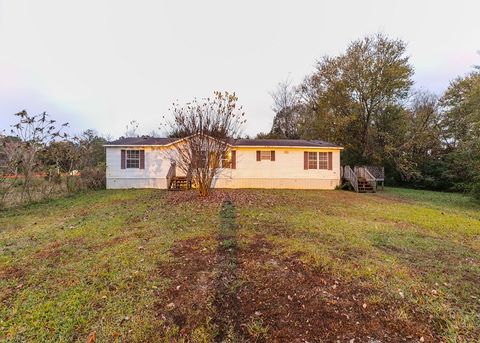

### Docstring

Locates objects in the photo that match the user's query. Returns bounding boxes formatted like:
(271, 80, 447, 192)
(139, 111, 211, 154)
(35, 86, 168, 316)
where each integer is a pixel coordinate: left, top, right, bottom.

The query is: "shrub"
(79, 166, 106, 190)
(45, 168, 62, 185)
(471, 181, 480, 201)
(66, 175, 82, 193)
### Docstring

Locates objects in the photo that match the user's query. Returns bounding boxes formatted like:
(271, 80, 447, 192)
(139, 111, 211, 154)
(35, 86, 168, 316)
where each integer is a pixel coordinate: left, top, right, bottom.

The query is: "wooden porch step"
(357, 180, 374, 193)
(169, 176, 191, 191)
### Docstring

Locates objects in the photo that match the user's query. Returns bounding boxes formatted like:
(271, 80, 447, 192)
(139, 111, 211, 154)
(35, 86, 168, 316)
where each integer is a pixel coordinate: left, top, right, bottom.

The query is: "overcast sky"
(0, 0, 479, 138)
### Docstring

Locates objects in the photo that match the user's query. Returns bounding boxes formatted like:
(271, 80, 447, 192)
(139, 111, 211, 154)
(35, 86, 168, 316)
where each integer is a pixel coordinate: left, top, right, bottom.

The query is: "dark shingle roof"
(105, 137, 178, 146)
(105, 136, 342, 148)
(234, 139, 341, 148)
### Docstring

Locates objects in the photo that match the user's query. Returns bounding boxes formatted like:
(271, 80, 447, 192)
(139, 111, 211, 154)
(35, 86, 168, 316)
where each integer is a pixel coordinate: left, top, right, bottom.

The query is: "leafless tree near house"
(165, 91, 245, 196)
(125, 120, 140, 137)
(271, 78, 298, 115)
(269, 78, 304, 139)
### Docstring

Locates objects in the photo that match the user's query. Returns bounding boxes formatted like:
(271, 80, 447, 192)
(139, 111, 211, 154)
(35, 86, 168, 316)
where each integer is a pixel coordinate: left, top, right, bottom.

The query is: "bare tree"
(268, 78, 304, 139)
(125, 120, 140, 137)
(165, 91, 245, 196)
(147, 129, 162, 138)
(10, 110, 68, 202)
(271, 78, 298, 114)
(0, 135, 22, 208)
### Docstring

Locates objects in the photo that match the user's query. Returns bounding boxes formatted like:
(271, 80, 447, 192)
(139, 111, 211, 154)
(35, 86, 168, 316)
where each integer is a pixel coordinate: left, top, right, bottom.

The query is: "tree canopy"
(264, 34, 480, 198)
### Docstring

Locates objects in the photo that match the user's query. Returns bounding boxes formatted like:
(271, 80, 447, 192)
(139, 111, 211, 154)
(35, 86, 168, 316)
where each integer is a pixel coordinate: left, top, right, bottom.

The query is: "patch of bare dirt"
(0, 265, 25, 304)
(33, 241, 63, 259)
(0, 265, 23, 280)
(155, 234, 437, 342)
(165, 189, 286, 207)
(33, 238, 86, 264)
(154, 238, 217, 336)
(235, 237, 436, 342)
(90, 236, 129, 251)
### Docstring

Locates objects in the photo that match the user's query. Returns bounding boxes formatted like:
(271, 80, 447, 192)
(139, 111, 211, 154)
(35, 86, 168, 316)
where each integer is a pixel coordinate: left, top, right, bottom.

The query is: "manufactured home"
(104, 136, 344, 190)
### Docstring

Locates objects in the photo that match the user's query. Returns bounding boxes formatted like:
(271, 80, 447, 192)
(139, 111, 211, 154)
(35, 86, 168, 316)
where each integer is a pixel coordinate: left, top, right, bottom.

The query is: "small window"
(260, 151, 272, 161)
(221, 151, 232, 168)
(308, 152, 317, 169)
(318, 152, 328, 169)
(126, 150, 140, 168)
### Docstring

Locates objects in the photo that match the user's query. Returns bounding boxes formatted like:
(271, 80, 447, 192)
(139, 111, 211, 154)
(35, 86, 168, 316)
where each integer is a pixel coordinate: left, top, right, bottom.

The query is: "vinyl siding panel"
(214, 148, 341, 189)
(106, 146, 172, 189)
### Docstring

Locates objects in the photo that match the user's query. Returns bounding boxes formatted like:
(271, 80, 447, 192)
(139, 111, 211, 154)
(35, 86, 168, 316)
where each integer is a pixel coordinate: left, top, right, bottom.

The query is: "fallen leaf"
(86, 331, 96, 343)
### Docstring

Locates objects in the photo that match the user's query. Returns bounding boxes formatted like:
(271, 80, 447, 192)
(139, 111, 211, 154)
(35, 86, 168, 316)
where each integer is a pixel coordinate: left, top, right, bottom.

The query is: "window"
(260, 151, 272, 161)
(221, 151, 232, 168)
(126, 150, 140, 168)
(318, 152, 328, 169)
(308, 152, 317, 169)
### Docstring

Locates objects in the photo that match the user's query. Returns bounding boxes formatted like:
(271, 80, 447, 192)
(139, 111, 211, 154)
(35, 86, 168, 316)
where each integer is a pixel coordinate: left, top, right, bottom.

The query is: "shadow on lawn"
(211, 199, 245, 341)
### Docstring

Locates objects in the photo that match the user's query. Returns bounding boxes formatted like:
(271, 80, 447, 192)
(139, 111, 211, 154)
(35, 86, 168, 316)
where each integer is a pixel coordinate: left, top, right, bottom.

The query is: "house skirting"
(106, 177, 168, 189)
(107, 177, 340, 190)
(211, 177, 340, 190)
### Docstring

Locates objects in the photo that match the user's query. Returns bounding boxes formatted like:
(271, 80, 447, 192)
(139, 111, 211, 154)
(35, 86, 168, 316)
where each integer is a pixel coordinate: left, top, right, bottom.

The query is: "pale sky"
(0, 0, 479, 138)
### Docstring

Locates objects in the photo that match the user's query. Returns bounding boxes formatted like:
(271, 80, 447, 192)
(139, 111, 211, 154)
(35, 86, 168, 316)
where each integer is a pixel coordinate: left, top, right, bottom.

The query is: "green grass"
(383, 187, 480, 219)
(236, 189, 480, 341)
(1, 187, 479, 342)
(0, 189, 219, 342)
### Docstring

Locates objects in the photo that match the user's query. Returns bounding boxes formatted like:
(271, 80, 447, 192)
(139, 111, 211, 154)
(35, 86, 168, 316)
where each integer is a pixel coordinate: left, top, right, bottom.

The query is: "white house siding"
(106, 146, 172, 189)
(213, 148, 341, 190)
(106, 145, 342, 190)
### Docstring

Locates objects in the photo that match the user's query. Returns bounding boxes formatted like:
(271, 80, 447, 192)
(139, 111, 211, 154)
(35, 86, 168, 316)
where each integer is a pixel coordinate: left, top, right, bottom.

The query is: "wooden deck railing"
(362, 167, 377, 193)
(364, 166, 384, 181)
(342, 165, 385, 192)
(362, 165, 384, 190)
(343, 165, 358, 192)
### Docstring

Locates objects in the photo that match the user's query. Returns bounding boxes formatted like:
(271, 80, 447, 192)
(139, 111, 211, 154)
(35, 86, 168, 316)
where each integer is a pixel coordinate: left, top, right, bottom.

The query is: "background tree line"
(260, 33, 480, 199)
(0, 111, 107, 208)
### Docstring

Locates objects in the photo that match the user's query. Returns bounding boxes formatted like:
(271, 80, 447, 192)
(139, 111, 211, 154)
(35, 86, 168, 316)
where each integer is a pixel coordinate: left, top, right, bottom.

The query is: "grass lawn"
(0, 188, 479, 342)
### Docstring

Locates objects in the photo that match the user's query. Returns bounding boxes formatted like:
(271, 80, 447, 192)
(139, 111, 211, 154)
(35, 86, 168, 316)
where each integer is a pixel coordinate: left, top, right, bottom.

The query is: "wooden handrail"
(363, 167, 377, 192)
(343, 165, 358, 192)
(342, 165, 384, 192)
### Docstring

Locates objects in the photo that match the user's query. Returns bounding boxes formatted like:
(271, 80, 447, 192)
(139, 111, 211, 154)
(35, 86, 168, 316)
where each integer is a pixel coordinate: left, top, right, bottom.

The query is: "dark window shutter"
(231, 150, 236, 169)
(140, 150, 145, 169)
(304, 151, 308, 170)
(271, 150, 275, 161)
(328, 152, 332, 170)
(256, 150, 261, 161)
(121, 149, 126, 169)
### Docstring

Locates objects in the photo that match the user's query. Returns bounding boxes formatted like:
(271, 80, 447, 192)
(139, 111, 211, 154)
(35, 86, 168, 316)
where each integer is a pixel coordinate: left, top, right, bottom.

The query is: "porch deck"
(341, 165, 385, 193)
